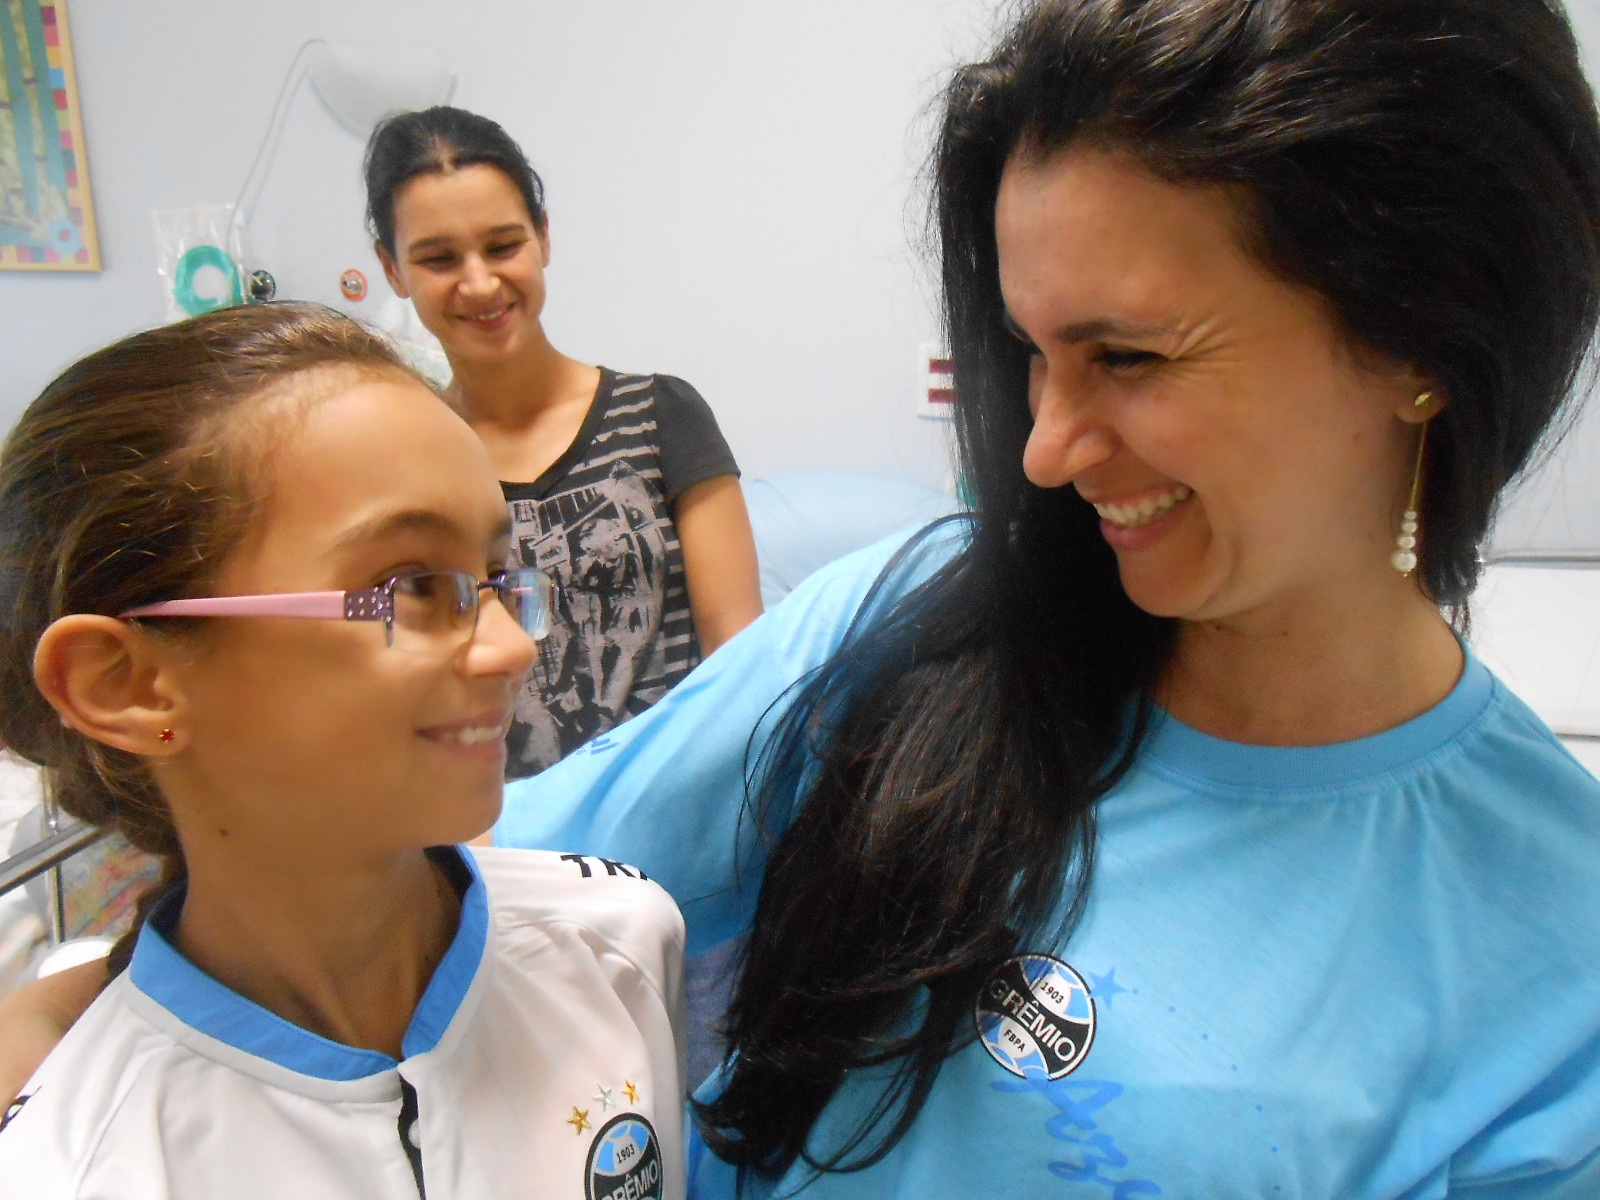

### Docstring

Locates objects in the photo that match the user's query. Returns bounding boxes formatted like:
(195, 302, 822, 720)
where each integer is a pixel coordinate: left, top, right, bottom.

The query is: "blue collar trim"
(1142, 649, 1495, 791)
(128, 845, 488, 1081)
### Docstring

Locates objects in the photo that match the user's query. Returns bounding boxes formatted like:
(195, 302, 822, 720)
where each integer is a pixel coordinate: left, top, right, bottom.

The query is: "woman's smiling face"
(379, 163, 551, 369)
(995, 146, 1432, 629)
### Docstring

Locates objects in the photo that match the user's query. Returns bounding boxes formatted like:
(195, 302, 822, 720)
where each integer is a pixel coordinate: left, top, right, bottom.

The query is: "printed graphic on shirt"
(991, 1074, 1161, 1194)
(501, 371, 733, 777)
(975, 954, 1096, 1080)
(585, 1113, 663, 1200)
(509, 461, 674, 772)
(560, 853, 650, 881)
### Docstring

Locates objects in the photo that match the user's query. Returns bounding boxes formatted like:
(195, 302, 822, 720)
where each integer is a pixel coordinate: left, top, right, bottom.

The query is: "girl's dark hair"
(0, 302, 417, 977)
(364, 106, 547, 254)
(697, 0, 1600, 1181)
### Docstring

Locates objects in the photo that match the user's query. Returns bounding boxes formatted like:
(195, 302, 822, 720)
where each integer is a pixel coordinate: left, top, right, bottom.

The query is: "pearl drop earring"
(1392, 393, 1432, 576)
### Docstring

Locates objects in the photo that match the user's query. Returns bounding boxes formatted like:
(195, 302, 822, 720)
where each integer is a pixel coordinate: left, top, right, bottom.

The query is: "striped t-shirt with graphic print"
(500, 368, 739, 778)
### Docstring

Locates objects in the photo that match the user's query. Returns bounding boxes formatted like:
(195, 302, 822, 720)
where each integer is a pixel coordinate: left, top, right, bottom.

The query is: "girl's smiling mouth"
(421, 711, 514, 748)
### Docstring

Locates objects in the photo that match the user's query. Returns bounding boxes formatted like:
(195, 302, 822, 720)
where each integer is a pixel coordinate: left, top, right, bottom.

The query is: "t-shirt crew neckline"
(1141, 650, 1495, 792)
(127, 845, 488, 1082)
(501, 367, 615, 501)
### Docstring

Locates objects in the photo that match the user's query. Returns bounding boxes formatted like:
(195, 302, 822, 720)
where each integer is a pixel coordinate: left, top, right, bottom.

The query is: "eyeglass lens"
(389, 570, 547, 645)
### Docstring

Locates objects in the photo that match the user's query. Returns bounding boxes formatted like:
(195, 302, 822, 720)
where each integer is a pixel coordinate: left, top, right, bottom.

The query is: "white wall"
(1490, 0, 1600, 554)
(0, 0, 1005, 490)
(1, 0, 1596, 540)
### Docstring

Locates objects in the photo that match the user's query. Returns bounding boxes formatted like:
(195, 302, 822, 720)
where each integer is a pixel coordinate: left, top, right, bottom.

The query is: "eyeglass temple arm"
(120, 589, 393, 621)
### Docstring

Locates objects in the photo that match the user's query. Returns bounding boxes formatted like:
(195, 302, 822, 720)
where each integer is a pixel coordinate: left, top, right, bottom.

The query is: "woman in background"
(367, 107, 761, 778)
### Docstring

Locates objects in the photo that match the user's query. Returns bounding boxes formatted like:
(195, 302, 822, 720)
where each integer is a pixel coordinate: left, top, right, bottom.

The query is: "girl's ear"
(33, 616, 189, 756)
(537, 213, 552, 267)
(375, 242, 409, 299)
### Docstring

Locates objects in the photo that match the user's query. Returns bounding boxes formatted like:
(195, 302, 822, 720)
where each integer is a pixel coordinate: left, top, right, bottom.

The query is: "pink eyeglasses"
(120, 568, 549, 651)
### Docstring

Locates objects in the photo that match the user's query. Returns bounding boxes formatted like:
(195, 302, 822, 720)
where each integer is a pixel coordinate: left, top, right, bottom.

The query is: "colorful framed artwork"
(0, 0, 99, 271)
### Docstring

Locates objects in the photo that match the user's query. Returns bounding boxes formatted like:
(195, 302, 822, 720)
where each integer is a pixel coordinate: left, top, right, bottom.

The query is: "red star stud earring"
(159, 728, 175, 744)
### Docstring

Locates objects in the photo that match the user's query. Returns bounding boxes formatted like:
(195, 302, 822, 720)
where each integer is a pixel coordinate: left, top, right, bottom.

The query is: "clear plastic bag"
(151, 206, 247, 323)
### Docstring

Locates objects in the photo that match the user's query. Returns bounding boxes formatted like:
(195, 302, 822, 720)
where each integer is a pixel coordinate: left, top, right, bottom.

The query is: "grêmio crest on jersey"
(974, 953, 1096, 1080)
(586, 1113, 663, 1200)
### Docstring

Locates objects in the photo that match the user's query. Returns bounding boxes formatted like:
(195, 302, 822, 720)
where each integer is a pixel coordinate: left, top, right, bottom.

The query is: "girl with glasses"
(0, 303, 685, 1199)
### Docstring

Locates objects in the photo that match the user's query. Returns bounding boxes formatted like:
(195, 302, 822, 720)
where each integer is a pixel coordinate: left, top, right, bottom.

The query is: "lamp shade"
(305, 44, 455, 135)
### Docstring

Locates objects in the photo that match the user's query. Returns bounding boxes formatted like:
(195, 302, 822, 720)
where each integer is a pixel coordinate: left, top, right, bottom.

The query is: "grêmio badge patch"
(586, 1113, 663, 1200)
(974, 954, 1096, 1079)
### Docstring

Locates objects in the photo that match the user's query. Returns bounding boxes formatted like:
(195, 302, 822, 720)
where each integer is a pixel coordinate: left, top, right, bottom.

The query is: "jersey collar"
(127, 845, 489, 1081)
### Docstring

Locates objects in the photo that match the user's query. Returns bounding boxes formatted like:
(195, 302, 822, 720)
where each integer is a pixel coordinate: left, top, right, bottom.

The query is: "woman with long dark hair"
(497, 1, 1600, 1194)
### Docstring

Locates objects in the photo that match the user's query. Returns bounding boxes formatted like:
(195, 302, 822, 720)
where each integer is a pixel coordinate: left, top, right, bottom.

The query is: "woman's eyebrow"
(406, 224, 527, 255)
(1060, 317, 1175, 342)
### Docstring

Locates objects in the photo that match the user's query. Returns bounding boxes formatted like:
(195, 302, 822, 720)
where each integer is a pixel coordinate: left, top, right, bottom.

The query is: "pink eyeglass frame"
(121, 589, 392, 622)
(118, 569, 549, 646)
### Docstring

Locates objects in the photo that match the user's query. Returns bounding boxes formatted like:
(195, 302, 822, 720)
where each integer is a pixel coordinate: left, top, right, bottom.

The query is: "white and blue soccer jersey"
(0, 846, 687, 1200)
(497, 528, 1600, 1199)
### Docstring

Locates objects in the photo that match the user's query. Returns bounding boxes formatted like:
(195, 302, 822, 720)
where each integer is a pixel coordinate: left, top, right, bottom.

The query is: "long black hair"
(695, 0, 1600, 1182)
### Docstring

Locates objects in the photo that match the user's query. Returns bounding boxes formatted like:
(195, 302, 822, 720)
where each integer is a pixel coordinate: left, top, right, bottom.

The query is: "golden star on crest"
(567, 1107, 591, 1135)
(622, 1081, 639, 1104)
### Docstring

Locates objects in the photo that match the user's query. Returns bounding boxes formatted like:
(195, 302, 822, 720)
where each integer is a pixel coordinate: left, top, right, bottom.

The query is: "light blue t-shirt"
(498, 528, 1600, 1198)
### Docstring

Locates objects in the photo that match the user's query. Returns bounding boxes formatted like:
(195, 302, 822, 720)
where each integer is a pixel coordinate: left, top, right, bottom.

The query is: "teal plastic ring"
(173, 244, 243, 316)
